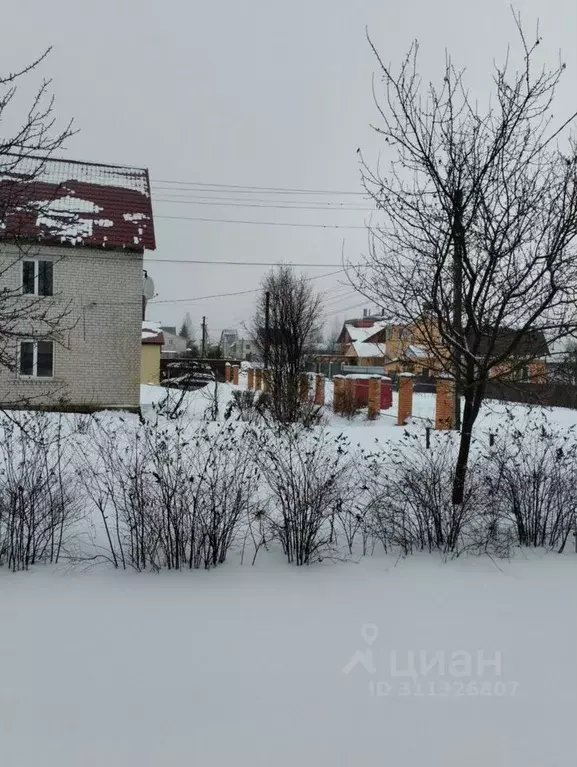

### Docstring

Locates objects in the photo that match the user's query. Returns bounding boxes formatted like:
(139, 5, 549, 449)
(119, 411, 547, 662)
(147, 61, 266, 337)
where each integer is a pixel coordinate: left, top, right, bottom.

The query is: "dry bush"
(256, 426, 356, 565)
(0, 413, 82, 571)
(82, 417, 260, 571)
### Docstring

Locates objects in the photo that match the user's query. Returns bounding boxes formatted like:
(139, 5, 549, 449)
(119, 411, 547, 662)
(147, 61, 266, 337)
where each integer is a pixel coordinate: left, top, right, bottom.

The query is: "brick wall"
(0, 243, 143, 410)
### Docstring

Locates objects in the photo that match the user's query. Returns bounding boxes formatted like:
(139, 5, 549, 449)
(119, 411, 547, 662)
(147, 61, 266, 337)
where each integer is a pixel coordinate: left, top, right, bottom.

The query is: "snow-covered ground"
(2, 552, 575, 766)
(1, 383, 576, 766)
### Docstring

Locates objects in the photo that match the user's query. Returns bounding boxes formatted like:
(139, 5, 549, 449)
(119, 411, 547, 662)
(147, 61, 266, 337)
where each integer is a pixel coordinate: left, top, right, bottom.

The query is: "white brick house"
(0, 156, 156, 412)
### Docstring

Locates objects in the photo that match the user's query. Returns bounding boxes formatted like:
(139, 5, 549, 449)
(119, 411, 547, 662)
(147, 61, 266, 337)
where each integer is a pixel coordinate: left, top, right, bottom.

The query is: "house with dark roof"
(0, 154, 156, 411)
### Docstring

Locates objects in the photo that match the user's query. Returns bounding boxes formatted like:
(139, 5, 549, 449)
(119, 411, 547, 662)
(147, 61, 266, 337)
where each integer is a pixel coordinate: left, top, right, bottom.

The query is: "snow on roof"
(348, 340, 387, 359)
(406, 345, 429, 359)
(142, 321, 164, 345)
(0, 154, 155, 250)
(344, 322, 386, 343)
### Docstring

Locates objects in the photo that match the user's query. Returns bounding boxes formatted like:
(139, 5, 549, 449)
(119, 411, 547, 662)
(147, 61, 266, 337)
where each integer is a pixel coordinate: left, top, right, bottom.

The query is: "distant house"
(473, 328, 549, 383)
(0, 155, 156, 411)
(336, 316, 430, 372)
(141, 322, 164, 385)
(160, 327, 187, 354)
(220, 328, 254, 360)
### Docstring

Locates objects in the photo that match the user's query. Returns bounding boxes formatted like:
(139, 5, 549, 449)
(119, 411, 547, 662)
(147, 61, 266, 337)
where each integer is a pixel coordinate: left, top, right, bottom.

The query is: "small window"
(22, 260, 54, 297)
(23, 262, 35, 294)
(19, 342, 34, 376)
(38, 261, 53, 296)
(19, 341, 54, 378)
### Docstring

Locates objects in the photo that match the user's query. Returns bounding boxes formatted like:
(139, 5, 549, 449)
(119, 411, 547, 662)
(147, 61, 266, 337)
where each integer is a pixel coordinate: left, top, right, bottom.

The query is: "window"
(19, 341, 54, 378)
(22, 260, 53, 296)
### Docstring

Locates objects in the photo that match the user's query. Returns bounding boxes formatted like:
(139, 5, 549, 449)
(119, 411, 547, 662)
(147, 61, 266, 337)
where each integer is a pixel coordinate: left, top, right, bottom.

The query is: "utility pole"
(264, 290, 271, 369)
(452, 189, 464, 431)
(201, 316, 207, 358)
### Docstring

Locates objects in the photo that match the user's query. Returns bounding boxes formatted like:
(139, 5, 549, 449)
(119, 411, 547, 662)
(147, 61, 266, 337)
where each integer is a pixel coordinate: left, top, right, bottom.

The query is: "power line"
(144, 258, 353, 267)
(150, 267, 349, 305)
(152, 287, 259, 305)
(152, 190, 371, 207)
(151, 179, 366, 196)
(324, 301, 369, 319)
(153, 197, 373, 212)
(154, 214, 366, 229)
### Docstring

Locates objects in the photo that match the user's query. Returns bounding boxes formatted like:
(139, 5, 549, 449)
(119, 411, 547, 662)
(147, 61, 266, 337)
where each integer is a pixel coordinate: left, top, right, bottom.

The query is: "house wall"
(491, 360, 548, 384)
(161, 330, 187, 354)
(0, 243, 143, 410)
(141, 344, 161, 385)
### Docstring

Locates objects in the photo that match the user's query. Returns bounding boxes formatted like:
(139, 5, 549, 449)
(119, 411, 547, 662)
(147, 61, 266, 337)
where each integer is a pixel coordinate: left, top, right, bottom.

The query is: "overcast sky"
(3, 0, 576, 342)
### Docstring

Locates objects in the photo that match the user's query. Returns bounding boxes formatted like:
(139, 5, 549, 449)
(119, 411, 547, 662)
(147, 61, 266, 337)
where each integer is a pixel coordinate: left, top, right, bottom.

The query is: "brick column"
(397, 373, 414, 426)
(314, 374, 325, 406)
(344, 376, 355, 405)
(232, 365, 240, 386)
(262, 369, 270, 393)
(247, 369, 255, 390)
(224, 362, 231, 382)
(368, 376, 381, 420)
(333, 375, 344, 413)
(254, 368, 262, 391)
(435, 376, 454, 430)
(299, 372, 310, 402)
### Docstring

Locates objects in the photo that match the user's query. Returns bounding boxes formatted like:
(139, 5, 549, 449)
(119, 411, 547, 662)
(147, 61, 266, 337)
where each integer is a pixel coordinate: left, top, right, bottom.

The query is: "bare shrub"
(224, 389, 270, 423)
(257, 426, 356, 565)
(0, 412, 82, 571)
(484, 413, 577, 552)
(363, 433, 484, 556)
(336, 386, 363, 421)
(83, 417, 260, 571)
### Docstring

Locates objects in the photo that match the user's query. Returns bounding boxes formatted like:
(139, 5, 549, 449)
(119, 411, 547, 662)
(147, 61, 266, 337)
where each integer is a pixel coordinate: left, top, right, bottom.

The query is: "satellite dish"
(143, 275, 155, 300)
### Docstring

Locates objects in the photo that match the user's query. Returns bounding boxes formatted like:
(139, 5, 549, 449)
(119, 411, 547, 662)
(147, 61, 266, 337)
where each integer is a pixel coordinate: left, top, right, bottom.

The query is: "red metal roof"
(0, 155, 156, 251)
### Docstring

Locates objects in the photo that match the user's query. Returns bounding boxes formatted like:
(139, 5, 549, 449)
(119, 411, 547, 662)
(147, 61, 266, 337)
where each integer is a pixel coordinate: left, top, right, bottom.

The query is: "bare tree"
(0, 50, 75, 404)
(354, 14, 577, 504)
(252, 265, 323, 422)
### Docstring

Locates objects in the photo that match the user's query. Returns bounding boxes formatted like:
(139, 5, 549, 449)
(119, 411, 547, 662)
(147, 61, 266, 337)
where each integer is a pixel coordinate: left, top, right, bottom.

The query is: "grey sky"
(3, 0, 576, 342)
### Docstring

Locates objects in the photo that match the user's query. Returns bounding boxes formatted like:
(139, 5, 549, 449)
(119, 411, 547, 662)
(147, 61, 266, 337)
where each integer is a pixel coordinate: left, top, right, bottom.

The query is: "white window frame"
(18, 339, 55, 379)
(21, 258, 55, 297)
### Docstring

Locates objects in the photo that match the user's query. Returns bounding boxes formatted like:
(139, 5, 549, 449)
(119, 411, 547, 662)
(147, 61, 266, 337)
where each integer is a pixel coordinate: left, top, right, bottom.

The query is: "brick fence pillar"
(300, 372, 310, 402)
(344, 376, 354, 406)
(254, 368, 262, 391)
(435, 376, 454, 430)
(262, 369, 270, 393)
(333, 375, 344, 413)
(247, 369, 255, 390)
(368, 376, 381, 420)
(224, 362, 231, 382)
(232, 365, 240, 386)
(314, 374, 325, 406)
(398, 373, 414, 426)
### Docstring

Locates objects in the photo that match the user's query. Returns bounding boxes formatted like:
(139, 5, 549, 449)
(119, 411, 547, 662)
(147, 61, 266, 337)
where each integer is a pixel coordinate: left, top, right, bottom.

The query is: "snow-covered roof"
(347, 340, 387, 359)
(406, 345, 429, 359)
(344, 322, 386, 343)
(142, 321, 164, 345)
(0, 154, 155, 250)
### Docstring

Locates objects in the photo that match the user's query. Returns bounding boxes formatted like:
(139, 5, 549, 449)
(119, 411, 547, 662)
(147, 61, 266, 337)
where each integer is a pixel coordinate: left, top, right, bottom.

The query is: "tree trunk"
(451, 395, 475, 505)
